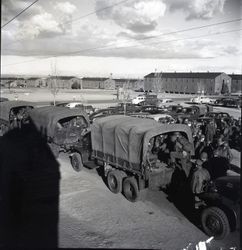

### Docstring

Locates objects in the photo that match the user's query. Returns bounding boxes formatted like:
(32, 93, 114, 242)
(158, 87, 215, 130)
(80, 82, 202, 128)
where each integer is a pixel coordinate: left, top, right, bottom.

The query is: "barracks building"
(144, 72, 234, 95)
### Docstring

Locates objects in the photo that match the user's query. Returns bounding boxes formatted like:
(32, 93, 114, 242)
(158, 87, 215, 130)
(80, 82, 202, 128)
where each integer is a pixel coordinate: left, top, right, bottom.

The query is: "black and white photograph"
(0, 0, 241, 249)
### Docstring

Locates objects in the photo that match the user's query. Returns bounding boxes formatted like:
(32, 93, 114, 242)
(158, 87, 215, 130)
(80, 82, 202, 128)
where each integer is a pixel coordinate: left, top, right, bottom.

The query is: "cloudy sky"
(1, 0, 242, 77)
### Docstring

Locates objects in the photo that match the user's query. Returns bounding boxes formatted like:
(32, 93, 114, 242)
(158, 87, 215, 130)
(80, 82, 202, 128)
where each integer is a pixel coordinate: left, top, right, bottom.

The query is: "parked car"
(190, 96, 214, 104)
(145, 114, 176, 124)
(204, 112, 232, 123)
(175, 105, 210, 120)
(89, 108, 120, 123)
(214, 98, 240, 108)
(131, 95, 146, 105)
(56, 102, 95, 114)
(140, 105, 167, 114)
(157, 99, 173, 105)
(29, 106, 91, 171)
(109, 102, 142, 113)
(0, 101, 35, 136)
(91, 115, 194, 202)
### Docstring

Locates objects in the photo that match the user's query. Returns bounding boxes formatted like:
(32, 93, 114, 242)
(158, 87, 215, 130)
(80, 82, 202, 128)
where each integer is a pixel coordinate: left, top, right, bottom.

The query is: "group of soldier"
(147, 114, 241, 208)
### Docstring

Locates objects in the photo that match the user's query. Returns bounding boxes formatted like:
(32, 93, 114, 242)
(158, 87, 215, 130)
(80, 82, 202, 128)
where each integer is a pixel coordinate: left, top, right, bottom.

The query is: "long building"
(144, 72, 232, 95)
(229, 74, 242, 93)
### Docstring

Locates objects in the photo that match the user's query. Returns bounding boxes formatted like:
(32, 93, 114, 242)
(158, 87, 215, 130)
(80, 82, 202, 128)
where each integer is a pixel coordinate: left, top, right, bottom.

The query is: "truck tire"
(107, 170, 122, 194)
(123, 177, 140, 202)
(201, 207, 230, 240)
(71, 152, 83, 172)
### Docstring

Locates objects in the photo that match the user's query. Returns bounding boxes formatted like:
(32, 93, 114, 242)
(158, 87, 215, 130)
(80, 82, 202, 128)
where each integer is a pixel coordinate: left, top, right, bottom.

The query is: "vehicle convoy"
(90, 115, 194, 202)
(29, 106, 91, 170)
(0, 101, 34, 136)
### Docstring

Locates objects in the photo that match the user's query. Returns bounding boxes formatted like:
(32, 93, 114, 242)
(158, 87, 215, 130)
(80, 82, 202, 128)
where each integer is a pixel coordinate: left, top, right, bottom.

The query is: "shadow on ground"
(0, 124, 60, 248)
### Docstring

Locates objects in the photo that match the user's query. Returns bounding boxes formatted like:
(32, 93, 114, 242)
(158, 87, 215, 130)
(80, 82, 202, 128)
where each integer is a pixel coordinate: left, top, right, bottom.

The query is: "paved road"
(58, 154, 240, 249)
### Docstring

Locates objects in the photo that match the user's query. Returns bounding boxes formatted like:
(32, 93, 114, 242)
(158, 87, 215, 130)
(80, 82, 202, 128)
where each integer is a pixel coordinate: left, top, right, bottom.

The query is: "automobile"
(131, 95, 146, 105)
(190, 96, 214, 104)
(29, 106, 91, 171)
(145, 114, 176, 124)
(140, 105, 167, 114)
(166, 104, 184, 115)
(55, 102, 69, 107)
(0, 97, 9, 102)
(198, 176, 240, 239)
(214, 98, 240, 108)
(204, 112, 232, 124)
(168, 148, 240, 240)
(0, 101, 35, 136)
(91, 115, 194, 202)
(132, 94, 158, 106)
(56, 102, 95, 114)
(157, 99, 173, 105)
(89, 108, 120, 123)
(175, 105, 210, 120)
(109, 102, 142, 113)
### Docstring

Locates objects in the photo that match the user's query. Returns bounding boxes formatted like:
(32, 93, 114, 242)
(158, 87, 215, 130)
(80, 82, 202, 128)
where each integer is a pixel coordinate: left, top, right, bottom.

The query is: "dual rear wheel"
(107, 170, 140, 202)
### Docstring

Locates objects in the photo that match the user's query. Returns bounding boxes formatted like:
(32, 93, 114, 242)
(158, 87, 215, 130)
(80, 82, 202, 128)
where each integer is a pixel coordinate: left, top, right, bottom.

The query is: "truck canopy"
(91, 115, 194, 172)
(0, 101, 35, 121)
(29, 106, 89, 138)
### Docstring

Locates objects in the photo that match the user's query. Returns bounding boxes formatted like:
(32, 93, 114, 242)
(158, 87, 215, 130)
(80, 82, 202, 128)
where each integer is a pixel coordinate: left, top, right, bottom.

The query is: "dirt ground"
(58, 153, 240, 249)
(1, 88, 240, 249)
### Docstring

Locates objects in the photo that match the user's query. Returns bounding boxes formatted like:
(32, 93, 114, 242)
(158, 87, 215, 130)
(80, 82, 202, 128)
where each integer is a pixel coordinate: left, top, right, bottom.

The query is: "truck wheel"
(123, 177, 140, 202)
(201, 207, 230, 240)
(107, 170, 122, 194)
(71, 153, 83, 172)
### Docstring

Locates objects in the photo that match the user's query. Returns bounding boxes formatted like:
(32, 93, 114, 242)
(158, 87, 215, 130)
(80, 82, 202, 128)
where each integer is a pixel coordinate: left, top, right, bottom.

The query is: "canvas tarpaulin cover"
(29, 106, 89, 138)
(0, 101, 34, 121)
(91, 115, 194, 170)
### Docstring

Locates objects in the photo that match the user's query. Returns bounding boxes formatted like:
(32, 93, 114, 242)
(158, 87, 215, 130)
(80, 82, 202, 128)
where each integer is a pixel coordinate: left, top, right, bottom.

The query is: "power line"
(2, 18, 241, 56)
(63, 0, 130, 25)
(1, 0, 39, 29)
(2, 28, 241, 67)
(2, 0, 131, 47)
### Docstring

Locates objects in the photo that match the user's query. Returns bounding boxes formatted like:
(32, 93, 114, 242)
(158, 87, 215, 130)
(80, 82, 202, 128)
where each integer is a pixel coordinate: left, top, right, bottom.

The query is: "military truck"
(0, 101, 34, 136)
(90, 115, 194, 202)
(29, 106, 91, 170)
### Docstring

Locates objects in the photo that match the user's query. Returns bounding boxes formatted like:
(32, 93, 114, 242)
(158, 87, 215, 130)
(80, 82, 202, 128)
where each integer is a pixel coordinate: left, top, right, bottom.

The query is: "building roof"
(144, 72, 224, 79)
(82, 77, 108, 81)
(49, 76, 77, 80)
(27, 77, 40, 80)
(0, 77, 25, 80)
(228, 74, 242, 80)
(114, 79, 140, 83)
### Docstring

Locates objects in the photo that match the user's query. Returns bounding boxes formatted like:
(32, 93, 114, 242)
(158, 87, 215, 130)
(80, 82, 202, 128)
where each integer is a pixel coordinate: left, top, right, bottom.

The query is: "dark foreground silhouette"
(0, 125, 60, 248)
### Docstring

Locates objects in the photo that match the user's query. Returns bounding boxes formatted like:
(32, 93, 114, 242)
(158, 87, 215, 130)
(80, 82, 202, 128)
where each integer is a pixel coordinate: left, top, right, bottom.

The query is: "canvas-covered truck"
(0, 101, 35, 136)
(29, 106, 91, 170)
(91, 115, 194, 202)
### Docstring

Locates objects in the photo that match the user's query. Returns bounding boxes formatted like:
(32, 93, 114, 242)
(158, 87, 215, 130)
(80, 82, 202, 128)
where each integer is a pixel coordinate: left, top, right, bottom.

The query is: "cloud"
(55, 1, 77, 15)
(1, 0, 42, 23)
(165, 0, 226, 20)
(95, 0, 166, 33)
(17, 12, 63, 39)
